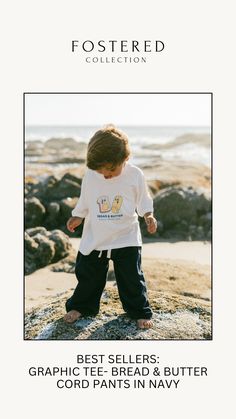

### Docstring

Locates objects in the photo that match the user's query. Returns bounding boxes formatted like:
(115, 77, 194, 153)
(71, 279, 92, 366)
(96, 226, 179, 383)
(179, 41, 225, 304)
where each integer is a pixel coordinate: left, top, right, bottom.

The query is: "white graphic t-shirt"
(72, 163, 153, 255)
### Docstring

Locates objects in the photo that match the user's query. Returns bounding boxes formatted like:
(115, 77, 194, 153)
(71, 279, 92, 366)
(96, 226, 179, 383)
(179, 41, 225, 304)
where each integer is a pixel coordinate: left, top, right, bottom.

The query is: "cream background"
(1, 0, 235, 417)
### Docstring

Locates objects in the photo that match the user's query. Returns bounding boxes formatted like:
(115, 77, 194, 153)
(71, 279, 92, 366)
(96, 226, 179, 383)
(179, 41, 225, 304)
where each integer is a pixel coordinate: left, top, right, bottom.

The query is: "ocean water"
(25, 125, 211, 167)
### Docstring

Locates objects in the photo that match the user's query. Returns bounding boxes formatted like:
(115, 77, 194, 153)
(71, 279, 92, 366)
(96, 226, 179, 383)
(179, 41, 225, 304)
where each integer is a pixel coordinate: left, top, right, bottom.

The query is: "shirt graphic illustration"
(97, 195, 123, 214)
(96, 196, 111, 213)
(111, 195, 123, 213)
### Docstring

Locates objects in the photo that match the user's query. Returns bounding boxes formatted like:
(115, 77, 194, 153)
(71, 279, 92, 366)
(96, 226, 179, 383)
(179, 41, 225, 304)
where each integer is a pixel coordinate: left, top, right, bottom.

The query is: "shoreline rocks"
(25, 172, 212, 241)
(25, 227, 74, 275)
(142, 186, 211, 240)
(25, 137, 87, 163)
(25, 173, 83, 235)
(142, 133, 211, 150)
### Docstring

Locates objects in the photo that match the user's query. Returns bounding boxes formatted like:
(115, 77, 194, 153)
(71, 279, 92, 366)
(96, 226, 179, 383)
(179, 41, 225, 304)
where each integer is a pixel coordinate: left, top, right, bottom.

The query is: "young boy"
(64, 125, 157, 329)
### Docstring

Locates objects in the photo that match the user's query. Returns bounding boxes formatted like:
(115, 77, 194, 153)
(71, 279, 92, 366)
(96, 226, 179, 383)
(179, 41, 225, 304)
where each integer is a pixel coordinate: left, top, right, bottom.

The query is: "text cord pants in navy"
(65, 246, 153, 319)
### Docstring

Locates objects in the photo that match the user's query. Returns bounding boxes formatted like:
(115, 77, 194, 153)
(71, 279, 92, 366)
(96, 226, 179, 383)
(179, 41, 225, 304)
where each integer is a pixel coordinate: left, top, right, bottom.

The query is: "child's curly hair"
(87, 124, 131, 170)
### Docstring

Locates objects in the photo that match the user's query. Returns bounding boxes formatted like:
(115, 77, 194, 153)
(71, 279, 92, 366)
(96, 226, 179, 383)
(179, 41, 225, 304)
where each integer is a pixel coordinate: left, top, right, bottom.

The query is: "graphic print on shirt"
(111, 195, 123, 213)
(96, 196, 111, 212)
(96, 194, 124, 219)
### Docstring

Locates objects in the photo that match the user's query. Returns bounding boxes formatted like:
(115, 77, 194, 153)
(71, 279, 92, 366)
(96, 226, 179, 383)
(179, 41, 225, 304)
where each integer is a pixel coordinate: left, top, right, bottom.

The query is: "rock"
(25, 177, 39, 196)
(199, 212, 212, 230)
(144, 186, 212, 240)
(44, 202, 61, 229)
(156, 220, 164, 233)
(24, 173, 83, 232)
(50, 253, 76, 273)
(25, 138, 87, 160)
(42, 173, 81, 201)
(26, 226, 48, 237)
(44, 137, 86, 151)
(25, 140, 44, 156)
(25, 233, 55, 274)
(143, 133, 211, 150)
(43, 175, 58, 189)
(24, 287, 211, 340)
(25, 302, 211, 340)
(57, 198, 85, 236)
(47, 201, 60, 216)
(24, 257, 211, 340)
(26, 174, 81, 202)
(25, 176, 57, 200)
(33, 233, 56, 266)
(24, 233, 38, 278)
(147, 179, 181, 196)
(59, 197, 78, 220)
(48, 229, 72, 262)
(24, 232, 38, 253)
(155, 188, 196, 226)
(25, 197, 46, 228)
(25, 227, 73, 274)
(207, 229, 212, 240)
(174, 133, 210, 147)
(43, 198, 80, 233)
(196, 226, 205, 239)
(141, 160, 211, 190)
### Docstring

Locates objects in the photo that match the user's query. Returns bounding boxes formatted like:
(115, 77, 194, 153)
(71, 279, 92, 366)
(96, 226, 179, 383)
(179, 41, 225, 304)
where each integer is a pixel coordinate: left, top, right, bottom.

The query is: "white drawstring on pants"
(107, 249, 111, 259)
(98, 249, 112, 259)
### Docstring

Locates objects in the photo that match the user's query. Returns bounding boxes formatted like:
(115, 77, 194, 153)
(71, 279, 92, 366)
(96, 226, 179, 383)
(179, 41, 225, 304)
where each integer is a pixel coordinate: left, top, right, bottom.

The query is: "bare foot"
(137, 319, 153, 329)
(64, 310, 81, 324)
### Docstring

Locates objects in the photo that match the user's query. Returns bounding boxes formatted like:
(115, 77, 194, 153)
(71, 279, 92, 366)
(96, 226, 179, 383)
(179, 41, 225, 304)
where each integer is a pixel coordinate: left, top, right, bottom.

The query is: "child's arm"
(144, 212, 157, 234)
(136, 170, 157, 234)
(67, 172, 88, 232)
(67, 216, 84, 233)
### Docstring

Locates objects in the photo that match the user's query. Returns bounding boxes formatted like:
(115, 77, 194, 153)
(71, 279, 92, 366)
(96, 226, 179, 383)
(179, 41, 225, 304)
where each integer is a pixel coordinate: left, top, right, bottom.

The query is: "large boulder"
(25, 140, 44, 157)
(44, 202, 61, 229)
(25, 231, 54, 274)
(24, 176, 56, 202)
(26, 174, 81, 202)
(47, 229, 72, 262)
(44, 173, 81, 201)
(44, 137, 86, 152)
(25, 197, 46, 228)
(25, 138, 87, 164)
(43, 198, 80, 233)
(33, 233, 56, 266)
(157, 187, 210, 239)
(25, 258, 211, 340)
(25, 227, 73, 274)
(24, 173, 82, 233)
(26, 226, 49, 237)
(140, 186, 211, 240)
(59, 197, 78, 220)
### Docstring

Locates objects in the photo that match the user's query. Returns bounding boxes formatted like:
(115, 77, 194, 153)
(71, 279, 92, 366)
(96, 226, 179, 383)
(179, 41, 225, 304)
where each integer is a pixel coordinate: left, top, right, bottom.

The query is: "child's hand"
(144, 213, 158, 234)
(67, 216, 83, 233)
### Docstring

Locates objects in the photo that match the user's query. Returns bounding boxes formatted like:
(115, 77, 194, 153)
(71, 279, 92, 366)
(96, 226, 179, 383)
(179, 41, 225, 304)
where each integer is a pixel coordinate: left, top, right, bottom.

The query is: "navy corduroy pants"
(65, 246, 153, 319)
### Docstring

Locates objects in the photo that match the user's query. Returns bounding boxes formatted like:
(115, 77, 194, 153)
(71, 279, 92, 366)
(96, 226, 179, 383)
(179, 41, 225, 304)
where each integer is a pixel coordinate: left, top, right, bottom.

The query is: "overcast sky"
(25, 93, 211, 126)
